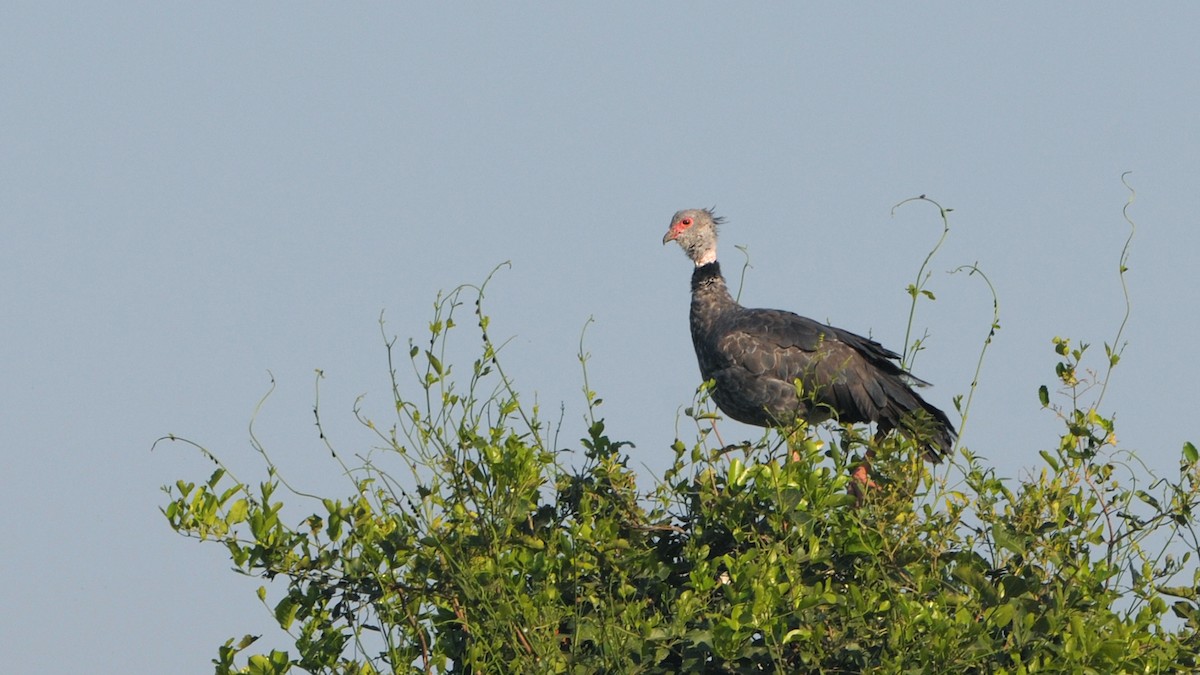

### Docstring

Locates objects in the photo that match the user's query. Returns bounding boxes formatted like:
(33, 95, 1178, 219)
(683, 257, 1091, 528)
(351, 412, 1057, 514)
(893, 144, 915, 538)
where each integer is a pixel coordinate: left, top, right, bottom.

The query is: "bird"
(663, 207, 956, 484)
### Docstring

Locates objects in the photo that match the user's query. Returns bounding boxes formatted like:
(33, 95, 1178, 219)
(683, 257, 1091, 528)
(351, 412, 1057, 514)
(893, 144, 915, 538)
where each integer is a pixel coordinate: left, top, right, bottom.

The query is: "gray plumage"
(664, 208, 956, 460)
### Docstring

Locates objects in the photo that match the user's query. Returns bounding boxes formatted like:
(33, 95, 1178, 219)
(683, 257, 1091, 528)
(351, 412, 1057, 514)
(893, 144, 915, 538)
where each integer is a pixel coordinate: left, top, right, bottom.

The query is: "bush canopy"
(162, 196, 1200, 674)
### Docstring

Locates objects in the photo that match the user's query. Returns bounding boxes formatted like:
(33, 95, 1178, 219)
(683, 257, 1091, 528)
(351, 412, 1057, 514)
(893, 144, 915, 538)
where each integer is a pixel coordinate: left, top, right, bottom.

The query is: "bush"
(162, 194, 1200, 673)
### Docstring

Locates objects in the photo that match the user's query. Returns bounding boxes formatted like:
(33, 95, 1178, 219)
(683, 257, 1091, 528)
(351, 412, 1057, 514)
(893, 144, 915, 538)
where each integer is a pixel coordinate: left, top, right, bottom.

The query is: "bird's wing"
(715, 308, 910, 421)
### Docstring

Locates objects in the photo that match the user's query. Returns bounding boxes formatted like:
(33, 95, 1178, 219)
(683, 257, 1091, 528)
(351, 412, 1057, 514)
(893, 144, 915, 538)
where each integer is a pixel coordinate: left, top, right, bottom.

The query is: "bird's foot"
(848, 464, 880, 506)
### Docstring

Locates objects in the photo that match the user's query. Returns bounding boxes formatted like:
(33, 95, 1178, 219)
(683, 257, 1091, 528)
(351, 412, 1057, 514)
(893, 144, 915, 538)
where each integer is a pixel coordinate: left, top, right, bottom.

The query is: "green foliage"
(163, 193, 1200, 672)
(160, 280, 1200, 673)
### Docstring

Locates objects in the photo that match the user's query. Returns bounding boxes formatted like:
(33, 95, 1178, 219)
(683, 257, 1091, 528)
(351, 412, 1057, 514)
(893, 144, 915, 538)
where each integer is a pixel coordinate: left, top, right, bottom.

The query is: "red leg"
(848, 449, 878, 505)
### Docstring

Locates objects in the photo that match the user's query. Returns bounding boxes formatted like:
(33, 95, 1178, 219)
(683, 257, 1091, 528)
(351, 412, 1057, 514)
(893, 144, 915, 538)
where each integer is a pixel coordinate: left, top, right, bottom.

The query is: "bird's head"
(663, 207, 723, 266)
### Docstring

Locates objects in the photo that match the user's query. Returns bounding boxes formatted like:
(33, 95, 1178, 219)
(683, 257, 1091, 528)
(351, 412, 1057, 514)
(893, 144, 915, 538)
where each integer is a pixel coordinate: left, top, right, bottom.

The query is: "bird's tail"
(882, 380, 957, 462)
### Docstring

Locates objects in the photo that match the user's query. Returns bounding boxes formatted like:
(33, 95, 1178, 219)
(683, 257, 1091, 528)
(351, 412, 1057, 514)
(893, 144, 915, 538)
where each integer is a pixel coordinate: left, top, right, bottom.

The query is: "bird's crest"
(705, 206, 725, 230)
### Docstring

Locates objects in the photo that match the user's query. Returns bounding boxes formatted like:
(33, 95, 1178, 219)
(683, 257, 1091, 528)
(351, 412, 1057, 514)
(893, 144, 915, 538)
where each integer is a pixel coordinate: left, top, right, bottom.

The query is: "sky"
(4, 3, 1199, 671)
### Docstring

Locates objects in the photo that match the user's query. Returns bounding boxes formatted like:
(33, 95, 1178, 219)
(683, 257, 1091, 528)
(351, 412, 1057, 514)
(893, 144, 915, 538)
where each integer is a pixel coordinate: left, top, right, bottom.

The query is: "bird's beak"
(662, 230, 677, 245)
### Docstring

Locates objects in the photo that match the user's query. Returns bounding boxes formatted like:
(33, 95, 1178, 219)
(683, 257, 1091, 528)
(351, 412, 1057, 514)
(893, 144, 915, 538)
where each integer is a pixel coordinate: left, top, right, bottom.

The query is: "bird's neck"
(690, 262, 738, 316)
(692, 247, 717, 266)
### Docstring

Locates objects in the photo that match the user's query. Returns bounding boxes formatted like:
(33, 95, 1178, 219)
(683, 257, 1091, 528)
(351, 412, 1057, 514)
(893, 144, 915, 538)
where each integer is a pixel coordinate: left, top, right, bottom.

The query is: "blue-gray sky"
(4, 4, 1198, 671)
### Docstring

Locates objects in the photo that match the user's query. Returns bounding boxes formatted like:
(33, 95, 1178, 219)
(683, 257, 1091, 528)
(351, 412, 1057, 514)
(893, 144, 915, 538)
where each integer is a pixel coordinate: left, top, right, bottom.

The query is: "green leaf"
(1136, 490, 1161, 510)
(246, 651, 291, 675)
(989, 604, 1015, 628)
(1039, 450, 1060, 472)
(782, 628, 808, 644)
(992, 524, 1026, 556)
(228, 498, 249, 523)
(427, 351, 443, 375)
(274, 596, 299, 630)
(1184, 441, 1199, 465)
(1159, 586, 1197, 600)
(728, 458, 747, 488)
(1038, 385, 1049, 407)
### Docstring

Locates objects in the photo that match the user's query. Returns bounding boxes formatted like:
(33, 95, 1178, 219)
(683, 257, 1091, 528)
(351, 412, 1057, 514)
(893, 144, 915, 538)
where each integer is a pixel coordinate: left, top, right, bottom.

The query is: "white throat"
(694, 248, 717, 266)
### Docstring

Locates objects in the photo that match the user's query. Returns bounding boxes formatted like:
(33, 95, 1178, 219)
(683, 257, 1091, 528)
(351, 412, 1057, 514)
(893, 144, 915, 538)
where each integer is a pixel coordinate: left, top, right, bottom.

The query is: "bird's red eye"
(681, 218, 693, 226)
